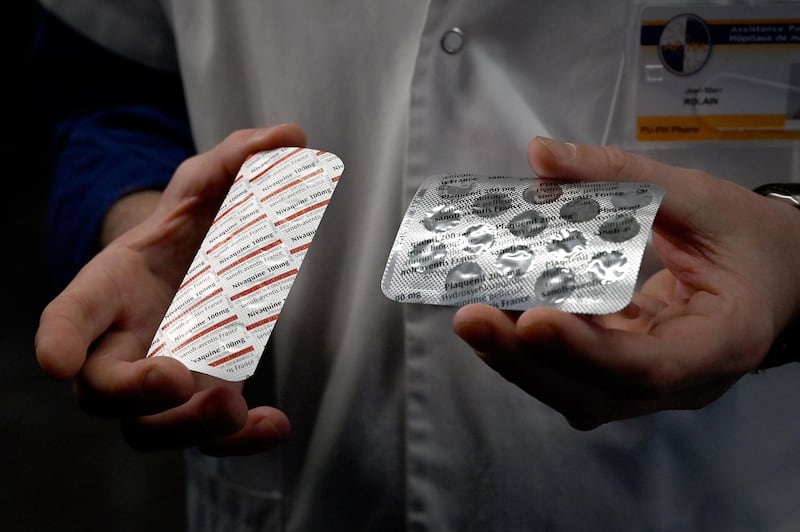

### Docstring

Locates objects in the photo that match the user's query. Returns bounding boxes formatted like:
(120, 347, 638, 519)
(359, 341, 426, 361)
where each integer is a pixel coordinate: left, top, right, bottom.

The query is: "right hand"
(35, 124, 307, 455)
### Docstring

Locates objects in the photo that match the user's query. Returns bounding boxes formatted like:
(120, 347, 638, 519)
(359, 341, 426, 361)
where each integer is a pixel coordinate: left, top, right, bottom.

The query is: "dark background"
(1, 2, 185, 530)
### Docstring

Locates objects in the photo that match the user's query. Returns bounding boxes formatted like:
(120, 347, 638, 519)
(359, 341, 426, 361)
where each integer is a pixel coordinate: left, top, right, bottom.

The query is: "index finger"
(35, 253, 125, 379)
(526, 136, 739, 233)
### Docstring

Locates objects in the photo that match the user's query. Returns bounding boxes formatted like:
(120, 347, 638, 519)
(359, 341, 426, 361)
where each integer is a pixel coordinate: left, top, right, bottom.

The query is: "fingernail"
(257, 415, 290, 439)
(247, 128, 271, 144)
(517, 320, 557, 344)
(536, 137, 577, 160)
(143, 367, 169, 391)
(142, 367, 185, 407)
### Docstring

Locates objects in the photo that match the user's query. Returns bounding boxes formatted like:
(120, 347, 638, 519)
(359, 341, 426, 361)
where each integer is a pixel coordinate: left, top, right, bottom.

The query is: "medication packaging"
(382, 174, 664, 314)
(149, 158, 662, 382)
(147, 147, 343, 381)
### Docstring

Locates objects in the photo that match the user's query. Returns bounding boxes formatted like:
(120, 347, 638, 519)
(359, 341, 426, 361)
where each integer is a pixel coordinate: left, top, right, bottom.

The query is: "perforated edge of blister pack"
(382, 174, 664, 314)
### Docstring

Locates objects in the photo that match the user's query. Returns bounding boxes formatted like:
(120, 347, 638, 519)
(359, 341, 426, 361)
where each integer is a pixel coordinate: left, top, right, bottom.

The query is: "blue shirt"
(31, 9, 194, 287)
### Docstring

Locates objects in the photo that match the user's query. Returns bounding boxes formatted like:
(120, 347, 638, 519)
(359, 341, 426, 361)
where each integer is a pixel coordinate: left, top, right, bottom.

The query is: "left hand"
(453, 137, 800, 430)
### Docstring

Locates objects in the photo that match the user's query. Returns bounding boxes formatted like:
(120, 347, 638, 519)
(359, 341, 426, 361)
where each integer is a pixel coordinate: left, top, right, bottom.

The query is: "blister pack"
(147, 147, 343, 381)
(381, 174, 664, 314)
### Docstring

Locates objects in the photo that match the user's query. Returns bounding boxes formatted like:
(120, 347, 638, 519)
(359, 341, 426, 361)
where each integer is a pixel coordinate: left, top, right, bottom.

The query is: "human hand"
(453, 137, 800, 429)
(35, 124, 307, 454)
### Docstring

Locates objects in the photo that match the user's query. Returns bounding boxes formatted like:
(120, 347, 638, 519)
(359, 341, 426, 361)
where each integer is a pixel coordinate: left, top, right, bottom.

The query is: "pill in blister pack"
(381, 174, 664, 314)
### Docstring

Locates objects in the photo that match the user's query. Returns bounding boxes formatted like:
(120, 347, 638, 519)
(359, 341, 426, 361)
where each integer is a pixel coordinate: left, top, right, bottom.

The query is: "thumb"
(161, 123, 308, 208)
(526, 136, 734, 235)
(528, 136, 669, 184)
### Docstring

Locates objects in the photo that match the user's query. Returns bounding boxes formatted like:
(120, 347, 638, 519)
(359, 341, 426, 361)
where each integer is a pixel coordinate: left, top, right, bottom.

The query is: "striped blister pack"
(382, 174, 664, 314)
(147, 147, 343, 381)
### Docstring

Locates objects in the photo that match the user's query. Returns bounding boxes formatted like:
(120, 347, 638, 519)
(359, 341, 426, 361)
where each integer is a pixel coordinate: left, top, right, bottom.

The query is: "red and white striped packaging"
(147, 147, 343, 381)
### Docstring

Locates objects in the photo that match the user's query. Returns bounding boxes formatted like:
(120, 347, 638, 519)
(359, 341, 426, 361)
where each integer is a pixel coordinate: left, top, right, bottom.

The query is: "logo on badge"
(658, 14, 712, 76)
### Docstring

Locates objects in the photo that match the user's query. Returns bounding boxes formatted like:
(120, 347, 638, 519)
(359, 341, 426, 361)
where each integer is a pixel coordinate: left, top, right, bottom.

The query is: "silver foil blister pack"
(382, 174, 664, 314)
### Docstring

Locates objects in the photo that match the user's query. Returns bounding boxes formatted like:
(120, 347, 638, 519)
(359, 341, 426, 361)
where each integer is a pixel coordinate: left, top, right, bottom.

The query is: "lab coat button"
(441, 27, 465, 54)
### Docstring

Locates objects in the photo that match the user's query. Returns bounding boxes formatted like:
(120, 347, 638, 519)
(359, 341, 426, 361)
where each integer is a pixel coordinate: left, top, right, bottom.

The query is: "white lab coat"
(39, 0, 800, 530)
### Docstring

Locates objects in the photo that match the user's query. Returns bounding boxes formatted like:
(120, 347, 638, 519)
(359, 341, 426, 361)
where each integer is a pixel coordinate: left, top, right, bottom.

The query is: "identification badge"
(636, 2, 800, 142)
